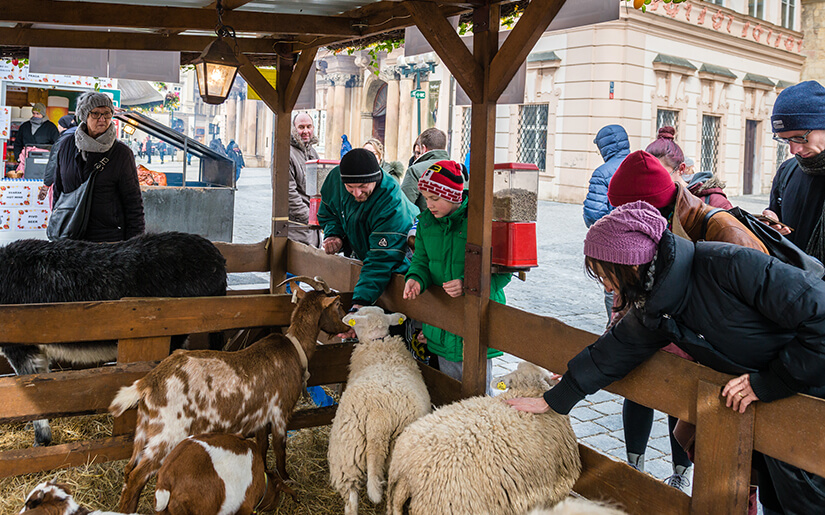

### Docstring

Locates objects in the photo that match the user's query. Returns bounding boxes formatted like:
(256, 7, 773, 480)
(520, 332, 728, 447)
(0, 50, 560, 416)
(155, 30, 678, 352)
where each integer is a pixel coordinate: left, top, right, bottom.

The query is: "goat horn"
(274, 275, 326, 292)
(313, 276, 332, 294)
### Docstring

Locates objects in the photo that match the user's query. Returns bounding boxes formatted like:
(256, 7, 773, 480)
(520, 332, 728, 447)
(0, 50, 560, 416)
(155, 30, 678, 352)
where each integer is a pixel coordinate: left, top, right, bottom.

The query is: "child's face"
(421, 190, 460, 218)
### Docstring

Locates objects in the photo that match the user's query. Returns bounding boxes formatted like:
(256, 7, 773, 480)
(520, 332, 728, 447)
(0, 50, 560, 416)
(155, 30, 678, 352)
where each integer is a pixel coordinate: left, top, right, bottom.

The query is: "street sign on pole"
(411, 89, 426, 99)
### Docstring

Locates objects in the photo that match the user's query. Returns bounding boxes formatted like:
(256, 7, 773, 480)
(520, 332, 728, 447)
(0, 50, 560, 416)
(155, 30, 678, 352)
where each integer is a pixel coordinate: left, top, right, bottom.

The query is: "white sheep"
(327, 306, 431, 515)
(529, 497, 627, 514)
(386, 361, 581, 515)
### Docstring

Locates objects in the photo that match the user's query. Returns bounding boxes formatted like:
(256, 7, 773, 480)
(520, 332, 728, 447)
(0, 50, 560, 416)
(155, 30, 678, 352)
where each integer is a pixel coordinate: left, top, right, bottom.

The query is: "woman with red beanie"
(646, 126, 733, 209)
(507, 201, 825, 515)
(603, 150, 767, 494)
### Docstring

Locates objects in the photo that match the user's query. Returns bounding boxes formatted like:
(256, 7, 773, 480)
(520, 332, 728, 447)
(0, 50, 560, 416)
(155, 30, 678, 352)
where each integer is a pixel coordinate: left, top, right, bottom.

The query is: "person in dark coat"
(54, 92, 144, 242)
(13, 102, 59, 160)
(39, 115, 78, 203)
(583, 124, 629, 227)
(764, 81, 825, 264)
(508, 201, 825, 515)
(226, 139, 245, 183)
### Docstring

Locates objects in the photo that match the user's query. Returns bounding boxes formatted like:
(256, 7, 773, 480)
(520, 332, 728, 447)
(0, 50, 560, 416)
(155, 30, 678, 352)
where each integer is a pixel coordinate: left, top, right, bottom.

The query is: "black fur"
(0, 231, 228, 445)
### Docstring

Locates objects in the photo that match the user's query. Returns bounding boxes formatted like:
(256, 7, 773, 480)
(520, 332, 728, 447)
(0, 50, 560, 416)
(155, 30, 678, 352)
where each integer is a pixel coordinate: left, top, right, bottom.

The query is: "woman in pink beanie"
(508, 200, 825, 514)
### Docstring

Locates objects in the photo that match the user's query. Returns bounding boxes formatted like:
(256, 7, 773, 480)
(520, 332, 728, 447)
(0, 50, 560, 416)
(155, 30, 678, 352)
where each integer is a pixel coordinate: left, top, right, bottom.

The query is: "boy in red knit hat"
(403, 160, 510, 394)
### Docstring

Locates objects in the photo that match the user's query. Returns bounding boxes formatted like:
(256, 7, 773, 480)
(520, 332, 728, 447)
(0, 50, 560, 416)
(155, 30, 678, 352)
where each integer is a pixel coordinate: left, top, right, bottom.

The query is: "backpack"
(701, 206, 825, 278)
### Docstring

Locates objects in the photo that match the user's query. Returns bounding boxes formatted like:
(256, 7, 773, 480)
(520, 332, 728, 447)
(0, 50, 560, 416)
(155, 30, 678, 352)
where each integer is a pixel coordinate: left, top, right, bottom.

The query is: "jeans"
(437, 356, 494, 396)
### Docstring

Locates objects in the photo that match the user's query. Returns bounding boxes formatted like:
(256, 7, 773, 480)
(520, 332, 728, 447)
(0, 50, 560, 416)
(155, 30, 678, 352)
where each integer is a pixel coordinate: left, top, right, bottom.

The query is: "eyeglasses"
(88, 111, 113, 120)
(773, 129, 813, 145)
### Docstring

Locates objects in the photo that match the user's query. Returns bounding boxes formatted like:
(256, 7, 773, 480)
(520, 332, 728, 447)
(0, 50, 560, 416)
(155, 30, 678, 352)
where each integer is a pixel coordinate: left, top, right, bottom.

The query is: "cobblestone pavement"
(223, 165, 771, 497)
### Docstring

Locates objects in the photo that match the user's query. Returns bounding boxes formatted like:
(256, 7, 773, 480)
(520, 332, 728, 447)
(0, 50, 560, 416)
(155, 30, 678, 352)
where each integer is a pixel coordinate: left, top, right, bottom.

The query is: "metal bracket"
(473, 6, 490, 32)
(273, 219, 289, 238)
(464, 243, 482, 297)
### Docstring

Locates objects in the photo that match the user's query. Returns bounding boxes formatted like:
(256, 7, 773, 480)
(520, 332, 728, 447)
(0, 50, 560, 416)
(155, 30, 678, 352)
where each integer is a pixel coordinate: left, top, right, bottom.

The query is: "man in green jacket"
(401, 127, 450, 211)
(319, 148, 419, 310)
(403, 160, 511, 394)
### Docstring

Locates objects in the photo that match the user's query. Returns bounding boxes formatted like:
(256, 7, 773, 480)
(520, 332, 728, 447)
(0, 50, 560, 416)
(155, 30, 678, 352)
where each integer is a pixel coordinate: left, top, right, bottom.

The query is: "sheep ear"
(388, 313, 406, 326)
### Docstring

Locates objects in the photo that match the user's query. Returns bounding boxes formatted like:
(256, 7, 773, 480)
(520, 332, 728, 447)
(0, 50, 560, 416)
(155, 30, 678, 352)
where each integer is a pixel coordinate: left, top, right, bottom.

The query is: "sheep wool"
(328, 307, 431, 515)
(387, 362, 581, 515)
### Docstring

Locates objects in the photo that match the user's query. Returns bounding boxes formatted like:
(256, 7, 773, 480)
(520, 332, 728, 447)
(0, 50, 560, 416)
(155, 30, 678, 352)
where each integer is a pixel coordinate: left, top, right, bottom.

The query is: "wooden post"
(270, 46, 295, 292)
(691, 380, 754, 514)
(461, 4, 499, 396)
(112, 336, 171, 436)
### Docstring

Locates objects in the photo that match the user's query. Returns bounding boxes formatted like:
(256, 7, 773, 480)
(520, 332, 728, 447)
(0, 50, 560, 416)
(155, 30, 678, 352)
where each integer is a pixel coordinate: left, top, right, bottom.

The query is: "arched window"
(372, 82, 387, 142)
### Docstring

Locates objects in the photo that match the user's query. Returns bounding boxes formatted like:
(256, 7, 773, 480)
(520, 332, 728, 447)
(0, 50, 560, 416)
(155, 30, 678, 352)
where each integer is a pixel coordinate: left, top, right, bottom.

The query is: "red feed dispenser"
(491, 163, 539, 268)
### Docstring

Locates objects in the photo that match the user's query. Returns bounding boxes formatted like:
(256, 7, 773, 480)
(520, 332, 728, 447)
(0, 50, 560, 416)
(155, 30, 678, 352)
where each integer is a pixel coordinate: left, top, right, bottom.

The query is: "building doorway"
(743, 120, 759, 195)
(372, 82, 387, 142)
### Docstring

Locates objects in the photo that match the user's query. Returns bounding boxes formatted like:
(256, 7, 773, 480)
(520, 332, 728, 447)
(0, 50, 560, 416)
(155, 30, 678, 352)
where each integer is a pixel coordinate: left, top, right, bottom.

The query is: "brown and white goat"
(109, 276, 349, 513)
(20, 480, 138, 515)
(154, 433, 296, 515)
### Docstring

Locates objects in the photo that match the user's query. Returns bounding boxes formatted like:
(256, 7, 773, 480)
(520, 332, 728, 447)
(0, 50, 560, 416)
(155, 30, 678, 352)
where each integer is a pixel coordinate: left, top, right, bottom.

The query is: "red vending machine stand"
(305, 159, 339, 226)
(491, 162, 539, 268)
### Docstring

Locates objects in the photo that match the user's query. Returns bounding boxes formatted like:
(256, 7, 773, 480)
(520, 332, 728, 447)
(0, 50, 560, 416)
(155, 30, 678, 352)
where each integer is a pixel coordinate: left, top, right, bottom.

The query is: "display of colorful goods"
(137, 164, 167, 186)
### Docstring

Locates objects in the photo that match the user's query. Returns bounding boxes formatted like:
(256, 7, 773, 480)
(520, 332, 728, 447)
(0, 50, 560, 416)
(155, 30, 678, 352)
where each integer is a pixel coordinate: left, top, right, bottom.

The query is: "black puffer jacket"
(54, 136, 145, 242)
(545, 231, 825, 415)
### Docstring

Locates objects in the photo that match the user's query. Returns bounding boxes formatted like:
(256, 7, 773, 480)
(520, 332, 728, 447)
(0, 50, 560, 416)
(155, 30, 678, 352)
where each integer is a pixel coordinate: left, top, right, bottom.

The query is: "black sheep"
(0, 231, 228, 446)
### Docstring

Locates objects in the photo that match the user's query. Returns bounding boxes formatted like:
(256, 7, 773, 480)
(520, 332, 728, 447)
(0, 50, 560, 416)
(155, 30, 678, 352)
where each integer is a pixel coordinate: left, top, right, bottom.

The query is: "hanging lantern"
(193, 37, 240, 105)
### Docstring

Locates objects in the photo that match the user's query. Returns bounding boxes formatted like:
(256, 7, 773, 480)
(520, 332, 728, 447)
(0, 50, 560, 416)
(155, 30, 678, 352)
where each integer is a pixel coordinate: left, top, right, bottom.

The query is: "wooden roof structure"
(2, 2, 825, 515)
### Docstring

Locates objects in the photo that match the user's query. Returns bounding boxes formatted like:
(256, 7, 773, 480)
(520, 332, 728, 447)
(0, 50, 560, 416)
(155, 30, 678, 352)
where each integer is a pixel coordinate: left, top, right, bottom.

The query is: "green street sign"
(411, 89, 426, 99)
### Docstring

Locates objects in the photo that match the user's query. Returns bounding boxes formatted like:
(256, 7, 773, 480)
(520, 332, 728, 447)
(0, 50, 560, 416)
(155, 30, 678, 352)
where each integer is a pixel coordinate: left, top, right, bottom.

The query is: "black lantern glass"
(193, 37, 240, 105)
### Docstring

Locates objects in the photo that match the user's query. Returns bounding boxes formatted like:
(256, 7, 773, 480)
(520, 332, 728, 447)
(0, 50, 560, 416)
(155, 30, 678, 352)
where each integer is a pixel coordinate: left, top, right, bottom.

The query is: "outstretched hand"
(323, 236, 343, 255)
(505, 396, 551, 414)
(761, 209, 792, 236)
(403, 279, 421, 300)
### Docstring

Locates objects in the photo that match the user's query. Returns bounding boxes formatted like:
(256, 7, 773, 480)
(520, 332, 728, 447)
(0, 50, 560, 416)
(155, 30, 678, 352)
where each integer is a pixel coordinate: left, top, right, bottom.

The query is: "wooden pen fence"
(1, 239, 823, 515)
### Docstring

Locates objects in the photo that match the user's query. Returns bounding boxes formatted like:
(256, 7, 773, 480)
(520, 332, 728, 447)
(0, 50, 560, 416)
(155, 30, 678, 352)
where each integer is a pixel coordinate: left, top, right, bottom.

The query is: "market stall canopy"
(0, 0, 473, 65)
(119, 79, 165, 108)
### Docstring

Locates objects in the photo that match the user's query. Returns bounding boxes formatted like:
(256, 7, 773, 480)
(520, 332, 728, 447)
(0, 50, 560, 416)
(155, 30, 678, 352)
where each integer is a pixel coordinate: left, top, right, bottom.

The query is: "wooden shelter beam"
(461, 3, 499, 397)
(0, 27, 276, 54)
(1, 0, 358, 36)
(238, 52, 280, 113)
(405, 1, 483, 104)
(488, 0, 565, 100)
(271, 45, 296, 291)
(284, 47, 319, 112)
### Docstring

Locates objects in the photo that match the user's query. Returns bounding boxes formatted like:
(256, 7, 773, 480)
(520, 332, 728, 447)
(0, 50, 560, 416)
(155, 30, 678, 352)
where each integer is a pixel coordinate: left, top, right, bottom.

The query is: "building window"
(711, 0, 724, 5)
(701, 115, 721, 174)
(460, 107, 472, 165)
(657, 109, 679, 132)
(781, 0, 795, 30)
(517, 104, 549, 172)
(777, 141, 789, 167)
(748, 0, 764, 19)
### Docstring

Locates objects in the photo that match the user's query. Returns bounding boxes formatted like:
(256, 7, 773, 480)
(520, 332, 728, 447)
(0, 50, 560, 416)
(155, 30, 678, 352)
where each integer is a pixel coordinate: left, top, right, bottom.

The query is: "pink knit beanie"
(584, 200, 667, 265)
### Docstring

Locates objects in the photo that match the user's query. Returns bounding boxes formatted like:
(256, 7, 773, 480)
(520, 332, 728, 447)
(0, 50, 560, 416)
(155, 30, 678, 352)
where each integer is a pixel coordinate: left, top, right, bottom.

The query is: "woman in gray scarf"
(53, 92, 145, 242)
(12, 102, 59, 160)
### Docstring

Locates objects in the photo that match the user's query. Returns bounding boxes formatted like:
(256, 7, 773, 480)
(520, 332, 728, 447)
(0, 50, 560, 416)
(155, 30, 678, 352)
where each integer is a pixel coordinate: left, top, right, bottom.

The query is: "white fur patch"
(193, 439, 255, 515)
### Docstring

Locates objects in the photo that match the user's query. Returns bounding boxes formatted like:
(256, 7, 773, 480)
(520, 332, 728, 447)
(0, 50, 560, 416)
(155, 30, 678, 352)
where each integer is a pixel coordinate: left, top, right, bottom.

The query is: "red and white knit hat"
(418, 160, 465, 204)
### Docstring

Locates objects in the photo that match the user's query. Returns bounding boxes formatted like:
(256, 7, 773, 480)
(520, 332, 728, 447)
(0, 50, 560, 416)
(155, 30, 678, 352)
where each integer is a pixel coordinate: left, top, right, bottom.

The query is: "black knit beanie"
(339, 148, 382, 184)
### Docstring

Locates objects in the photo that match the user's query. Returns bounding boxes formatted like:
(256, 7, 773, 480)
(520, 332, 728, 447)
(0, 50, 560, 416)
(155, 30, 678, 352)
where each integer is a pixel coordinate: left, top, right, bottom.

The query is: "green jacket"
(401, 149, 451, 211)
(405, 197, 510, 361)
(318, 167, 419, 305)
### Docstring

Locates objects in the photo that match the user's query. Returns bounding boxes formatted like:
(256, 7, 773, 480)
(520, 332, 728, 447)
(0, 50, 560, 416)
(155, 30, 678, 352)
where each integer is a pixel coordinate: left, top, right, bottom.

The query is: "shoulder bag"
(46, 149, 113, 241)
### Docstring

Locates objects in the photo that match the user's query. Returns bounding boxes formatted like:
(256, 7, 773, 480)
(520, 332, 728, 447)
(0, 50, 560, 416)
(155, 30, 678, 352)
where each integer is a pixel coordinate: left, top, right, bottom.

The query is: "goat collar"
(285, 332, 310, 388)
(253, 471, 269, 514)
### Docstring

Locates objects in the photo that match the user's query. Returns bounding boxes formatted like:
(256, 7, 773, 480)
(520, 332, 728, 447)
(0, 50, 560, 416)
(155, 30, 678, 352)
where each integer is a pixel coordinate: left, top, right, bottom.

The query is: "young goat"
(20, 480, 139, 514)
(154, 433, 296, 515)
(110, 276, 349, 513)
(328, 306, 431, 515)
(0, 232, 227, 446)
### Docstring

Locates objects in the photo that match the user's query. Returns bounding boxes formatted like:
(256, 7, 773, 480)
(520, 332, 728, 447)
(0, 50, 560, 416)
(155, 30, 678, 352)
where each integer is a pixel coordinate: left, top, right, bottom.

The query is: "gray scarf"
(799, 152, 825, 264)
(30, 115, 45, 128)
(75, 122, 117, 161)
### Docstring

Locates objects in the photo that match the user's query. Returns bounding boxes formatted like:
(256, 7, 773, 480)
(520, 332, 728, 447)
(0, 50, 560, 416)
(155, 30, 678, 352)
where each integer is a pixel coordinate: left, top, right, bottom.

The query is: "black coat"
(545, 231, 825, 415)
(13, 119, 59, 157)
(769, 158, 825, 252)
(54, 136, 145, 242)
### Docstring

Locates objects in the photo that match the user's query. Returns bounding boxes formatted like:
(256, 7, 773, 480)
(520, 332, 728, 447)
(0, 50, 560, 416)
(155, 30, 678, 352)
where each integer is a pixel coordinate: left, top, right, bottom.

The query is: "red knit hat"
(607, 150, 677, 209)
(418, 160, 465, 204)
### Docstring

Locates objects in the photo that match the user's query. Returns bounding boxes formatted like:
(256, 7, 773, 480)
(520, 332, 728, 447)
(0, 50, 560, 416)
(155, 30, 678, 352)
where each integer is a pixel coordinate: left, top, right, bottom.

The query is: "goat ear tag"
(496, 381, 507, 391)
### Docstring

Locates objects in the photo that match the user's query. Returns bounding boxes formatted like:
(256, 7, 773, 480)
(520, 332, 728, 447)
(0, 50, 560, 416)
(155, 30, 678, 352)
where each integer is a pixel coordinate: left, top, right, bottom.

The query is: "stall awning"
(119, 79, 164, 107)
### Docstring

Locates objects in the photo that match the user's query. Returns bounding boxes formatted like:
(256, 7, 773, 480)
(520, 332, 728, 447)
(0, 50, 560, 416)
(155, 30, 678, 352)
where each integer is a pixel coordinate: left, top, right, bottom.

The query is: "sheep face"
(491, 361, 561, 394)
(342, 306, 407, 342)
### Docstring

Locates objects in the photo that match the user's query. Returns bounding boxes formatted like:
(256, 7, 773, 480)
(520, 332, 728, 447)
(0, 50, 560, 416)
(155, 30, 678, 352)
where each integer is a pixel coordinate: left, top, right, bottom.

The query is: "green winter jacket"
(405, 197, 510, 361)
(401, 149, 450, 211)
(318, 167, 419, 305)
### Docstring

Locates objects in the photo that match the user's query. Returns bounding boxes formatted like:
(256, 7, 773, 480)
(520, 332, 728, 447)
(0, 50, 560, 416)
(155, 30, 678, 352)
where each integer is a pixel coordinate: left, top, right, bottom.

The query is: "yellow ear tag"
(398, 317, 404, 325)
(496, 381, 507, 391)
(348, 319, 356, 327)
